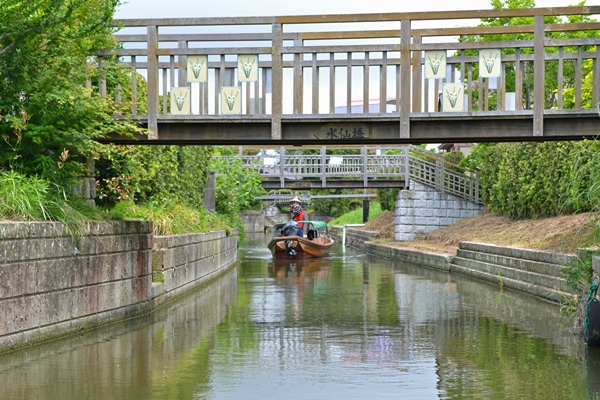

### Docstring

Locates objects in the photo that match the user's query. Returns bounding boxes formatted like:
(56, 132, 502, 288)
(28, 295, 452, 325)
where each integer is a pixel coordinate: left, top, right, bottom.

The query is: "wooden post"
(98, 57, 106, 98)
(178, 40, 187, 87)
(321, 146, 326, 188)
(400, 19, 411, 138)
(439, 156, 445, 193)
(312, 53, 319, 114)
(362, 146, 368, 187)
(147, 25, 159, 139)
(412, 36, 422, 113)
(380, 51, 387, 113)
(557, 47, 564, 110)
(329, 52, 335, 114)
(131, 56, 137, 116)
(576, 46, 582, 109)
(271, 23, 283, 139)
(515, 48, 522, 110)
(533, 15, 545, 136)
(403, 146, 410, 189)
(346, 52, 352, 114)
(363, 52, 370, 114)
(594, 47, 600, 108)
(294, 38, 303, 114)
(279, 146, 285, 188)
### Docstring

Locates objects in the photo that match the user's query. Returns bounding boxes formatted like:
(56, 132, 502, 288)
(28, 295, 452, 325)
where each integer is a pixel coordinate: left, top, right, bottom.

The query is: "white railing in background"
(215, 145, 482, 205)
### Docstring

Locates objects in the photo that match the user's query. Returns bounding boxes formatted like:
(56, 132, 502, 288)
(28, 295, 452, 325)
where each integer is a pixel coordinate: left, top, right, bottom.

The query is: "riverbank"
(361, 211, 599, 255)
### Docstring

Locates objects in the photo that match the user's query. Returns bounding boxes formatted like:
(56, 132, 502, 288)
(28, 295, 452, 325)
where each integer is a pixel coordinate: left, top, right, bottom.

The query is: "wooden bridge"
(98, 6, 600, 146)
(215, 145, 482, 205)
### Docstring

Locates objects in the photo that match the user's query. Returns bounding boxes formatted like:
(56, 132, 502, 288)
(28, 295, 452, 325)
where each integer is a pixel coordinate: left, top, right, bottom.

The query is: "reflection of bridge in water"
(99, 6, 600, 146)
(217, 145, 482, 205)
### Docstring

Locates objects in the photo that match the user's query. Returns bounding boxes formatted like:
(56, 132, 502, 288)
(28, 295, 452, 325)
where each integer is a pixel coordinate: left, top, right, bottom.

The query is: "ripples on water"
(0, 233, 594, 399)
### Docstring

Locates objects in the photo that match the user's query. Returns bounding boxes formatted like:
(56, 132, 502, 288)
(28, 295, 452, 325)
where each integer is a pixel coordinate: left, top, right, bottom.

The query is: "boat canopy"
(306, 221, 328, 229)
(273, 220, 328, 229)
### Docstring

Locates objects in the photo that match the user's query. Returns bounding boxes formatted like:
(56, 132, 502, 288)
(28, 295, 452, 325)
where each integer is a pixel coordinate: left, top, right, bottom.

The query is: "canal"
(0, 233, 596, 399)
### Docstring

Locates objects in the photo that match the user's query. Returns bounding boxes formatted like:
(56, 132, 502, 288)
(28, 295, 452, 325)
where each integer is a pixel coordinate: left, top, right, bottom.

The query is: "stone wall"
(451, 241, 576, 303)
(0, 221, 238, 354)
(395, 182, 483, 241)
(151, 229, 238, 305)
(338, 231, 576, 304)
(0, 221, 153, 352)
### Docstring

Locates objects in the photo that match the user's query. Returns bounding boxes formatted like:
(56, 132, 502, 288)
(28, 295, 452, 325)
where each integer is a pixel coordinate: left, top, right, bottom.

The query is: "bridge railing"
(408, 146, 481, 205)
(99, 6, 600, 141)
(215, 145, 482, 204)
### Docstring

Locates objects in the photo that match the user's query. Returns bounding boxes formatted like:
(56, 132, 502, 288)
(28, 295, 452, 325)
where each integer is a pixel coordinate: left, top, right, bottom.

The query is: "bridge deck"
(99, 6, 600, 145)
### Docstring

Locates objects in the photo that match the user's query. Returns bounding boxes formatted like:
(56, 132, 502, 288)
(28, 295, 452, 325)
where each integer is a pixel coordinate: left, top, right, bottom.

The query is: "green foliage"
(95, 145, 212, 208)
(562, 250, 598, 294)
(310, 189, 360, 218)
(565, 139, 600, 213)
(377, 188, 399, 211)
(462, 141, 600, 219)
(328, 202, 383, 226)
(457, 0, 598, 111)
(0, 170, 105, 234)
(208, 147, 266, 216)
(107, 198, 234, 237)
(0, 0, 146, 187)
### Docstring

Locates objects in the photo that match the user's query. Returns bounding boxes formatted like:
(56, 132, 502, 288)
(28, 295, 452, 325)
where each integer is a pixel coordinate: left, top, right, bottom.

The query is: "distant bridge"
(216, 145, 482, 205)
(98, 6, 600, 146)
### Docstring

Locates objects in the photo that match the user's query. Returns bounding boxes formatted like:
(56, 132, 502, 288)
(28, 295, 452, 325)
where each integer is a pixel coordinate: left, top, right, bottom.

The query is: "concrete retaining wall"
(241, 212, 266, 233)
(591, 255, 600, 279)
(0, 221, 238, 353)
(451, 241, 576, 303)
(151, 230, 237, 305)
(395, 182, 483, 241)
(330, 225, 379, 252)
(338, 227, 575, 304)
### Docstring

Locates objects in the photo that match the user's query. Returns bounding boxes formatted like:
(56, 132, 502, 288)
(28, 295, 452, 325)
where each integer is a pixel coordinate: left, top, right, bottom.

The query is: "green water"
(0, 234, 594, 399)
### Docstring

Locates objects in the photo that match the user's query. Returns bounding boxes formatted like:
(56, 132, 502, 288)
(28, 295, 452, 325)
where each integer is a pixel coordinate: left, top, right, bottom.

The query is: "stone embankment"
(331, 226, 578, 304)
(0, 221, 237, 354)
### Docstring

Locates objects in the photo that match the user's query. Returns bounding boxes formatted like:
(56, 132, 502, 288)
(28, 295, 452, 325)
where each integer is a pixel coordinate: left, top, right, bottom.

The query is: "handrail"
(214, 145, 482, 204)
(96, 6, 600, 143)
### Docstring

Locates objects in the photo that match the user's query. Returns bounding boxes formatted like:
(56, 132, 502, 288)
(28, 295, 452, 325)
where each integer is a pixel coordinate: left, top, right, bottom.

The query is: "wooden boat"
(268, 220, 334, 259)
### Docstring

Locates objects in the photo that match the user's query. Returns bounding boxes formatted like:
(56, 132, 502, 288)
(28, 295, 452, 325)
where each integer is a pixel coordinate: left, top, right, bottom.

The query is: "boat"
(268, 220, 334, 259)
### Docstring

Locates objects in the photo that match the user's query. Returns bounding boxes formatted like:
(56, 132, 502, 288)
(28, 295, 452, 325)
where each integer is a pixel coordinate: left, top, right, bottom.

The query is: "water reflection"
(0, 233, 591, 399)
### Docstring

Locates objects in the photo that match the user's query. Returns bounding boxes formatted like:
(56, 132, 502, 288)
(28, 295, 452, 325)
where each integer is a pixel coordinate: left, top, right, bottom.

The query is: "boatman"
(289, 196, 305, 237)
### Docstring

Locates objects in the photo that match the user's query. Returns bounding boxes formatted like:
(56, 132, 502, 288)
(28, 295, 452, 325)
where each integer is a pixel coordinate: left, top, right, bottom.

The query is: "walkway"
(98, 6, 600, 145)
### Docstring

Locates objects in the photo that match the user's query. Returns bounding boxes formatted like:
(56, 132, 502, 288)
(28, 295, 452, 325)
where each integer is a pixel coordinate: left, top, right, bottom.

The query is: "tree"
(208, 147, 266, 216)
(0, 0, 144, 185)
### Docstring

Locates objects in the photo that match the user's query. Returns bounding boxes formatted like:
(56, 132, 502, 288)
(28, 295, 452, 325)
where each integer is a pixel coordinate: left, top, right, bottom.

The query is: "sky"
(114, 0, 600, 19)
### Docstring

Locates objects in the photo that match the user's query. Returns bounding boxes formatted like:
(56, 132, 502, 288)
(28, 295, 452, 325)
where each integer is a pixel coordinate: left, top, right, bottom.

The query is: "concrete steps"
(450, 241, 577, 304)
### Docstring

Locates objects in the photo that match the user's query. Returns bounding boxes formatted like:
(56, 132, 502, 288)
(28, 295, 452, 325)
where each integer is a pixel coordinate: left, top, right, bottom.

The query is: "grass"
(328, 202, 384, 226)
(0, 171, 106, 235)
(106, 198, 237, 237)
(0, 171, 238, 238)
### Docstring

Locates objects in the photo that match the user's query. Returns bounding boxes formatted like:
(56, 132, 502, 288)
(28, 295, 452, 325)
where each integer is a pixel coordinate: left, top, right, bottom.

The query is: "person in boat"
(289, 196, 305, 238)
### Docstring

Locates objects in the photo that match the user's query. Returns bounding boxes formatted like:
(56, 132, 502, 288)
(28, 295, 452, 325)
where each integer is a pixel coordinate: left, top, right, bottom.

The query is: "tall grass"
(0, 171, 102, 235)
(107, 197, 239, 237)
(328, 202, 383, 226)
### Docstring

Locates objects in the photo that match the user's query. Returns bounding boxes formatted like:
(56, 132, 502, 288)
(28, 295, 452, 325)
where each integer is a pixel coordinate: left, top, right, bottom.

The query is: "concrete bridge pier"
(395, 182, 484, 241)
